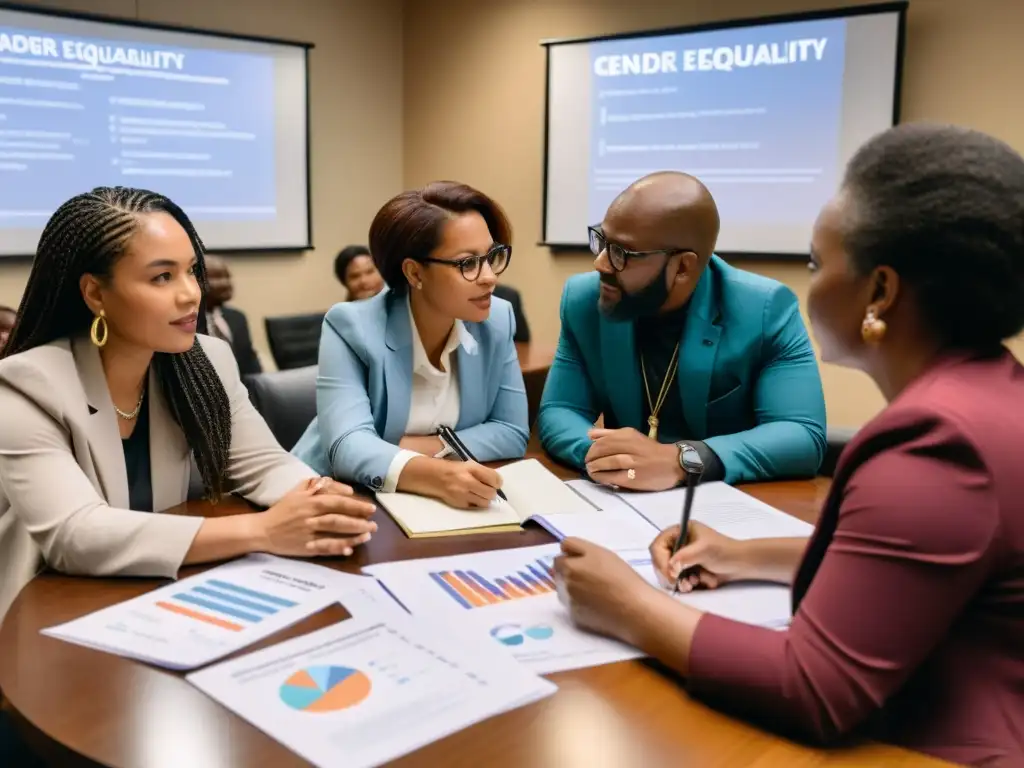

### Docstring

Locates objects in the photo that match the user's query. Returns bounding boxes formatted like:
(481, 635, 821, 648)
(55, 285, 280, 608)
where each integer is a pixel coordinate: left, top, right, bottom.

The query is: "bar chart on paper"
(366, 546, 644, 674)
(429, 557, 557, 610)
(155, 578, 299, 632)
(40, 555, 367, 669)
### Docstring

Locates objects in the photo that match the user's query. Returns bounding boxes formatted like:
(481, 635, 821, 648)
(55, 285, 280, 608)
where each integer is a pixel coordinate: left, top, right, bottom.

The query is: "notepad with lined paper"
(375, 459, 601, 538)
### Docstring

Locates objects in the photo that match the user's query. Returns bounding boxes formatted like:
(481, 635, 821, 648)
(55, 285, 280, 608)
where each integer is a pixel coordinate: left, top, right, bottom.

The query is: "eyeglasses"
(588, 226, 688, 272)
(416, 244, 511, 281)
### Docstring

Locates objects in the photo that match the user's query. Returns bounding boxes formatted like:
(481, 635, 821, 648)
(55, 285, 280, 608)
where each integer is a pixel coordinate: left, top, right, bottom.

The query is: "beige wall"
(0, 0, 404, 362)
(403, 0, 1024, 426)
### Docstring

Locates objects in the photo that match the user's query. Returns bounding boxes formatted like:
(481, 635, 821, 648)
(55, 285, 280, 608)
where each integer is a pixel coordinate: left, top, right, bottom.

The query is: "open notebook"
(375, 459, 602, 538)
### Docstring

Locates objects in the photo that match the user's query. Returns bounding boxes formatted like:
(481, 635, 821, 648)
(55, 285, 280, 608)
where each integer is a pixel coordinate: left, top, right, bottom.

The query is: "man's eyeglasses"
(588, 226, 688, 272)
(416, 244, 511, 281)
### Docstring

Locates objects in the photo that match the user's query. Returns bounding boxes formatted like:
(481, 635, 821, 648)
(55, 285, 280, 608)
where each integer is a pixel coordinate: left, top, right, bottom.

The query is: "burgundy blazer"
(687, 351, 1024, 767)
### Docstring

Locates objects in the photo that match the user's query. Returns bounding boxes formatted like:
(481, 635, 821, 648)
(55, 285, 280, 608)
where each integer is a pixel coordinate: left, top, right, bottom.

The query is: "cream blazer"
(0, 334, 316, 624)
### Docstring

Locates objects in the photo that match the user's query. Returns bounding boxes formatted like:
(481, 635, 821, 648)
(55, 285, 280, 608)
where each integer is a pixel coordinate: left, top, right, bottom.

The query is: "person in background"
(553, 124, 1024, 767)
(204, 255, 262, 376)
(334, 244, 385, 301)
(538, 172, 826, 489)
(0, 305, 14, 351)
(292, 181, 529, 509)
(0, 186, 378, 627)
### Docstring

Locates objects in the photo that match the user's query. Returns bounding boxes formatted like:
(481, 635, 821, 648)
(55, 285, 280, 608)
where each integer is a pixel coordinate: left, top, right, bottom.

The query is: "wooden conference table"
(0, 450, 951, 768)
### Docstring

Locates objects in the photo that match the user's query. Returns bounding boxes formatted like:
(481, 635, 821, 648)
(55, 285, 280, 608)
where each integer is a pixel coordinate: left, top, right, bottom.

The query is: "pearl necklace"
(115, 389, 146, 421)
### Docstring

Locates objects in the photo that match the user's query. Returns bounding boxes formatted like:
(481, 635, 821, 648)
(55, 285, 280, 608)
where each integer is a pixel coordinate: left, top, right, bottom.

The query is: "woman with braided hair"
(0, 186, 378, 623)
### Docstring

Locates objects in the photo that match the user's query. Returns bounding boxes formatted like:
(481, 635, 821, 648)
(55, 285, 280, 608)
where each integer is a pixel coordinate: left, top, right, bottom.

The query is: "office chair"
(264, 312, 325, 370)
(243, 366, 318, 451)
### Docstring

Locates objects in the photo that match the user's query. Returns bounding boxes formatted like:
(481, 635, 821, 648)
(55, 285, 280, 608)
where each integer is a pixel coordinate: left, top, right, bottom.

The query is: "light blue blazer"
(291, 289, 529, 490)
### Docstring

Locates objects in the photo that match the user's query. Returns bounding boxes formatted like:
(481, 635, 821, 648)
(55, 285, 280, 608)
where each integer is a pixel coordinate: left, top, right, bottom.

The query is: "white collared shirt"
(382, 302, 467, 491)
(207, 307, 233, 343)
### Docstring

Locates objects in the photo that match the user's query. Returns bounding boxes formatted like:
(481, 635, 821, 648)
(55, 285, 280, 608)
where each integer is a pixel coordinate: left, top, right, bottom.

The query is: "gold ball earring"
(90, 310, 108, 348)
(416, 282, 424, 291)
(860, 308, 887, 343)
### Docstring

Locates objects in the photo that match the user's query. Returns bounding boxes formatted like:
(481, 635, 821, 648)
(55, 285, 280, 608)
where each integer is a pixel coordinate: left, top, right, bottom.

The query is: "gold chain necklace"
(640, 341, 680, 440)
(114, 388, 146, 421)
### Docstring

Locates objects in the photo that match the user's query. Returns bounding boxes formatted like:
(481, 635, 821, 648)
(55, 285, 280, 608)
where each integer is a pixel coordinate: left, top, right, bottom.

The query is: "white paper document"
(364, 545, 644, 674)
(622, 549, 793, 629)
(556, 483, 801, 628)
(533, 480, 661, 550)
(42, 554, 401, 669)
(186, 616, 557, 768)
(621, 481, 815, 540)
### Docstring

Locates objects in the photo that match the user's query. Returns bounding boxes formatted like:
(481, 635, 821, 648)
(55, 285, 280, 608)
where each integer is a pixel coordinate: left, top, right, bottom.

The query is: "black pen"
(437, 425, 508, 502)
(670, 468, 700, 594)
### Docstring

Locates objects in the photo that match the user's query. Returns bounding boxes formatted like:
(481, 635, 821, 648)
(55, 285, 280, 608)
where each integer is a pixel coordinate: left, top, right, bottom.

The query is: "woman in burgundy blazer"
(553, 123, 1024, 767)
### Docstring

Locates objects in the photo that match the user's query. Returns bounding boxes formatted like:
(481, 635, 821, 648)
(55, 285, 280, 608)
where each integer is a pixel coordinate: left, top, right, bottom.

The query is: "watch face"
(679, 444, 704, 474)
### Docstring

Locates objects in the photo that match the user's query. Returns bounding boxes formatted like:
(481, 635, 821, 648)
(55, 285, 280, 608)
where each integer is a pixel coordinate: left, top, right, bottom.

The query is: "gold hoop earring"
(860, 308, 887, 343)
(90, 310, 108, 348)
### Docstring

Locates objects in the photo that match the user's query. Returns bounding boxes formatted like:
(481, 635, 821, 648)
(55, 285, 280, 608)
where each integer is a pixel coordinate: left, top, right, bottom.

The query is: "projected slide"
(544, 8, 904, 253)
(0, 27, 274, 222)
(0, 6, 309, 254)
(588, 19, 845, 228)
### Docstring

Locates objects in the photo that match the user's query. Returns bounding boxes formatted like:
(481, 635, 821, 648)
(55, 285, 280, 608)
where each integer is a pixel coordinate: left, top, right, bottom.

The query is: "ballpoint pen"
(670, 444, 704, 594)
(437, 425, 509, 502)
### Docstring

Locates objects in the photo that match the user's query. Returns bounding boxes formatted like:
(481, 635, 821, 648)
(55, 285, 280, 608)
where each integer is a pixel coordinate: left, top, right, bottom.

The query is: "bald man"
(538, 172, 826, 488)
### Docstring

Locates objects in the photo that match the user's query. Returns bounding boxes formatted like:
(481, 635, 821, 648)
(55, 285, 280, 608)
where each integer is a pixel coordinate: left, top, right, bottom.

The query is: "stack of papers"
(488, 480, 813, 634)
(539, 479, 815, 546)
(38, 477, 815, 766)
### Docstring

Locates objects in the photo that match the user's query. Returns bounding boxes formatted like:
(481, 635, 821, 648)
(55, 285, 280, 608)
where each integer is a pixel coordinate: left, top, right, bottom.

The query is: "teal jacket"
(537, 257, 826, 483)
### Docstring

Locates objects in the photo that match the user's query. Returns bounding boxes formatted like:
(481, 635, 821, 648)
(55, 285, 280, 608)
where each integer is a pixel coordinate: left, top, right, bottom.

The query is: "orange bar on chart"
(495, 578, 528, 599)
(452, 571, 501, 605)
(156, 601, 244, 631)
(439, 573, 486, 607)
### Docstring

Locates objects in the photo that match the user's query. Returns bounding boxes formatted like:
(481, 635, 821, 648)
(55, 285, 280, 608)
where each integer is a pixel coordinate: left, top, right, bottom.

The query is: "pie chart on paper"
(490, 623, 555, 646)
(279, 666, 372, 713)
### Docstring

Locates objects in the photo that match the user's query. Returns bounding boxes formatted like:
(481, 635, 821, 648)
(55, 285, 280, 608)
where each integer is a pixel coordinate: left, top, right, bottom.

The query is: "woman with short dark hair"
(333, 244, 384, 301)
(552, 124, 1024, 766)
(293, 181, 529, 509)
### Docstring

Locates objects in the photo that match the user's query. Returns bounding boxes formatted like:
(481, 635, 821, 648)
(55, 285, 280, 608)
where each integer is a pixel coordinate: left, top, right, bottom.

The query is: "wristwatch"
(675, 441, 705, 479)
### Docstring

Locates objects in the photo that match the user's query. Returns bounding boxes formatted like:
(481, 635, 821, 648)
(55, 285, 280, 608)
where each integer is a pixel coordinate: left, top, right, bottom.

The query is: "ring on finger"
(627, 468, 636, 480)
